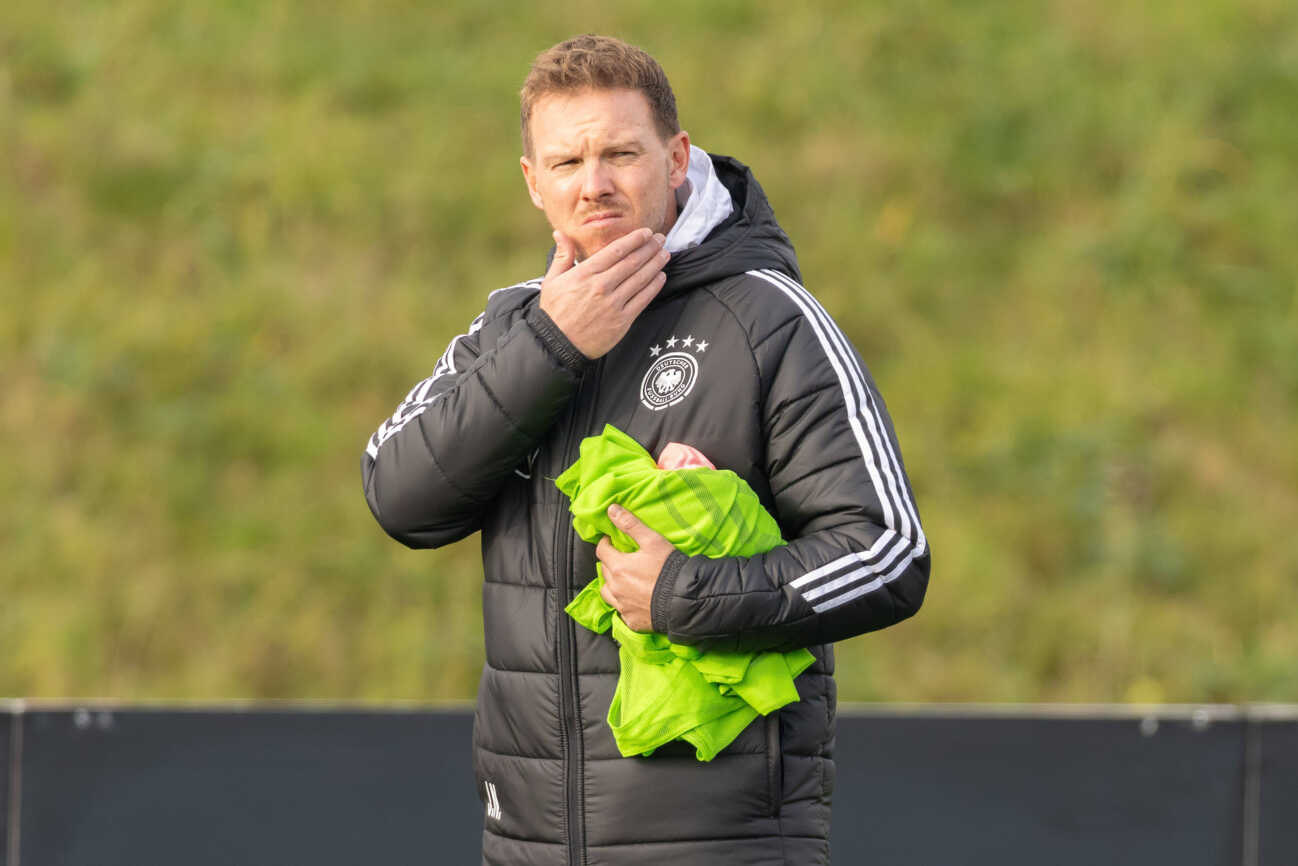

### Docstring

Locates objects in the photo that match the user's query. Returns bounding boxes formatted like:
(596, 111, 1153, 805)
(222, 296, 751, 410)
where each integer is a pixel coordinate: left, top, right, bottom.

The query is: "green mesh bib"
(557, 424, 815, 761)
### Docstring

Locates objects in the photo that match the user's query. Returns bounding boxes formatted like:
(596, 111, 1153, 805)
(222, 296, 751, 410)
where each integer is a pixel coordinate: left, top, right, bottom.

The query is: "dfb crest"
(639, 335, 708, 411)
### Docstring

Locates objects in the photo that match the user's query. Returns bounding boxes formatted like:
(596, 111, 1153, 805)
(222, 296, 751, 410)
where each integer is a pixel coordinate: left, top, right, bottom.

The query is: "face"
(521, 88, 690, 260)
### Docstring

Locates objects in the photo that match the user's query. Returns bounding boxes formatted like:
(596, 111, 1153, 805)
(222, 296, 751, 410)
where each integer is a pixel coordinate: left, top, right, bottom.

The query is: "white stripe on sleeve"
(750, 269, 927, 613)
(364, 281, 540, 460)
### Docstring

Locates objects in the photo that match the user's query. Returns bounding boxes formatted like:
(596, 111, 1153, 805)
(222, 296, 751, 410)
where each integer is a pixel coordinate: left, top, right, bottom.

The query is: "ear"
(520, 156, 545, 210)
(667, 130, 691, 191)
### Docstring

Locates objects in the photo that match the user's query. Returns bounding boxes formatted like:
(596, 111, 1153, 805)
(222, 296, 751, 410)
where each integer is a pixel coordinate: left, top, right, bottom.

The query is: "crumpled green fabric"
(557, 424, 815, 761)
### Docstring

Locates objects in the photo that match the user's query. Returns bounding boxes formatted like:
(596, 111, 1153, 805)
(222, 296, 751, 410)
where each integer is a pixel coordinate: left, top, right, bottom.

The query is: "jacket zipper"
(555, 542, 582, 866)
(766, 712, 784, 816)
(555, 359, 602, 866)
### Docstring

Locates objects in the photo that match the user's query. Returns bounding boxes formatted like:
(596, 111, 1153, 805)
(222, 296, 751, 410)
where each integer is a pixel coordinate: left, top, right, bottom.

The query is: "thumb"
(607, 504, 654, 544)
(545, 230, 576, 280)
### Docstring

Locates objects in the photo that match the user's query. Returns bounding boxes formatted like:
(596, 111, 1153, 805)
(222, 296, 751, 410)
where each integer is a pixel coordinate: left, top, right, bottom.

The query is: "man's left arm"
(599, 286, 930, 653)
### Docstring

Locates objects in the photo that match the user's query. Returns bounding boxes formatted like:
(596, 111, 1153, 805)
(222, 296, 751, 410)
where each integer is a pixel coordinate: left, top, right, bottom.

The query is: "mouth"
(581, 212, 624, 226)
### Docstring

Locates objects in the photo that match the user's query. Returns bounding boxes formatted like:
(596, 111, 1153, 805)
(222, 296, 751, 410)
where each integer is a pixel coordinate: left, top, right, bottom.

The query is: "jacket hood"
(657, 153, 801, 300)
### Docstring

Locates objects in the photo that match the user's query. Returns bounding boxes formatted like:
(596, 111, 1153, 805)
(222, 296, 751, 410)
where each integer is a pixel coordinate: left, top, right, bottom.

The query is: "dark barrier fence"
(5, 704, 480, 866)
(2, 712, 9, 866)
(2, 701, 1293, 865)
(834, 707, 1249, 866)
(1258, 714, 1298, 865)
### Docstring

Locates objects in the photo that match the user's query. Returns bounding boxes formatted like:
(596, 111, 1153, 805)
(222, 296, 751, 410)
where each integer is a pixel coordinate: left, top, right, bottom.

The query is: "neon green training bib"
(557, 424, 815, 761)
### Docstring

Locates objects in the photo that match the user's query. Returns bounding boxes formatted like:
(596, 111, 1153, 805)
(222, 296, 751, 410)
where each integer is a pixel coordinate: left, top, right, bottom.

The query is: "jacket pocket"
(765, 712, 783, 816)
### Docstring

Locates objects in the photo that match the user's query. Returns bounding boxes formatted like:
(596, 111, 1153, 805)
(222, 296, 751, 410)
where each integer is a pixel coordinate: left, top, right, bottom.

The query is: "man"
(362, 35, 929, 866)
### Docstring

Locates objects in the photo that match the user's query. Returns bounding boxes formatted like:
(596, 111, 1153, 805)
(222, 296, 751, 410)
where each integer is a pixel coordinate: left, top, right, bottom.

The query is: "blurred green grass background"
(3, 0, 1295, 702)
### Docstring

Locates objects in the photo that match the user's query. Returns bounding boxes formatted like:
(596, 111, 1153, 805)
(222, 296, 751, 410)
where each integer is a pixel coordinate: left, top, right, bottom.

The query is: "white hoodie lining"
(663, 146, 734, 253)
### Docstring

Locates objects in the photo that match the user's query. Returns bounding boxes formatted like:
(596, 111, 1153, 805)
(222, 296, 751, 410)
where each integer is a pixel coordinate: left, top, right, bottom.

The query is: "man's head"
(519, 35, 690, 260)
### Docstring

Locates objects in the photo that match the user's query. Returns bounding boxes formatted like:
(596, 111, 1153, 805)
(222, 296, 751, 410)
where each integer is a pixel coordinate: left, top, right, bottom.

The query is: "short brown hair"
(520, 35, 680, 157)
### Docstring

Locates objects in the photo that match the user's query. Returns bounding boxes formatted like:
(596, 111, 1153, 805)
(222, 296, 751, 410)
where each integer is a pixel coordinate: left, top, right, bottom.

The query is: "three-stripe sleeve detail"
(748, 269, 928, 614)
(364, 281, 540, 460)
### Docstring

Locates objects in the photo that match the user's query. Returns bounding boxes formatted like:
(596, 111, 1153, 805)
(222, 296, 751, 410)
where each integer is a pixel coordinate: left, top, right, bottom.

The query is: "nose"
(579, 159, 615, 200)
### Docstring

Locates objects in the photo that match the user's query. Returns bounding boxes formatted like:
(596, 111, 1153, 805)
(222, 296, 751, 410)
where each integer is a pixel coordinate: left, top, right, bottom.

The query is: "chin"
(573, 225, 627, 258)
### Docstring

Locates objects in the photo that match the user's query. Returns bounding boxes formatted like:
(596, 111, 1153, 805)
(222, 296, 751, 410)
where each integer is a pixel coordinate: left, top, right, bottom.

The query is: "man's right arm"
(361, 227, 669, 549)
(361, 291, 590, 548)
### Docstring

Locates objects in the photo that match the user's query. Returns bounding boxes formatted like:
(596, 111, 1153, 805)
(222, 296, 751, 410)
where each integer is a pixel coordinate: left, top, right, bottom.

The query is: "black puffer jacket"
(362, 154, 929, 865)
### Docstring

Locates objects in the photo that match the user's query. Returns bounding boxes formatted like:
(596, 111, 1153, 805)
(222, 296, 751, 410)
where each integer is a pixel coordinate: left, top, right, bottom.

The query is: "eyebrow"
(540, 139, 645, 162)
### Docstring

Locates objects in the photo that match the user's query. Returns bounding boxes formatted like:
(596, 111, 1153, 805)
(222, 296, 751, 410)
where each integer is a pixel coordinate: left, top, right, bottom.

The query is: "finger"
(612, 247, 670, 311)
(545, 231, 577, 280)
(580, 227, 657, 274)
(595, 535, 616, 562)
(598, 579, 619, 610)
(615, 271, 668, 323)
(598, 233, 668, 295)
